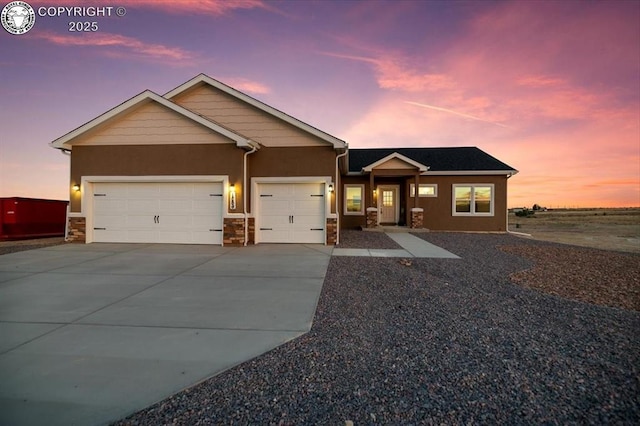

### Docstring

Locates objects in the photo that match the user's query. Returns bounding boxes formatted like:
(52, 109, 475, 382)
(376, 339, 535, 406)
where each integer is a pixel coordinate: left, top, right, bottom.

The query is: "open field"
(509, 208, 640, 253)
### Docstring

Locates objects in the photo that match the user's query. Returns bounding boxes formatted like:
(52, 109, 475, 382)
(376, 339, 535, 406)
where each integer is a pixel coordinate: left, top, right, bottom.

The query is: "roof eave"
(423, 170, 519, 176)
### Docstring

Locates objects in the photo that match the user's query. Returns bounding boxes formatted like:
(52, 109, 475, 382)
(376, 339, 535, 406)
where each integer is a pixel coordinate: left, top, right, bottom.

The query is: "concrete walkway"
(333, 233, 459, 258)
(0, 243, 332, 426)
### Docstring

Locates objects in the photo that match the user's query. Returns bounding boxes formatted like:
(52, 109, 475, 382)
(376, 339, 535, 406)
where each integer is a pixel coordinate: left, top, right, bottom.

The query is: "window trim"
(344, 184, 365, 216)
(410, 183, 438, 198)
(452, 184, 495, 216)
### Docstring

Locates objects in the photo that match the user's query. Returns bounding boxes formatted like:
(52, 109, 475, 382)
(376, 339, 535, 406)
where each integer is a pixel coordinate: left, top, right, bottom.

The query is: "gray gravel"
(337, 229, 402, 249)
(0, 237, 66, 255)
(117, 232, 639, 425)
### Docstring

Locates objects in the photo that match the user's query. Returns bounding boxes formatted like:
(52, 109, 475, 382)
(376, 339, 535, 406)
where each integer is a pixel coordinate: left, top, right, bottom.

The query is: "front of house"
(51, 74, 517, 246)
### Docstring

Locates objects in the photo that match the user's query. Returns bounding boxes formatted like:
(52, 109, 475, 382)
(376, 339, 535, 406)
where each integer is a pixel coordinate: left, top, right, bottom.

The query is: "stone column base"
(67, 217, 86, 243)
(410, 208, 424, 229)
(223, 218, 244, 246)
(326, 218, 337, 245)
(366, 207, 378, 228)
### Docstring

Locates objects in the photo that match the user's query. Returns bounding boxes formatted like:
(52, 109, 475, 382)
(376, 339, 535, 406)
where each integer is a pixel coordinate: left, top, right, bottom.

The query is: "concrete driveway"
(0, 242, 332, 426)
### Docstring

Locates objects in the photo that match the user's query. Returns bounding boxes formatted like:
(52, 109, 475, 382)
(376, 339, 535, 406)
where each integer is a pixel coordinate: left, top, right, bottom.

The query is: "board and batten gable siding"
(71, 101, 234, 146)
(171, 84, 328, 148)
(69, 144, 244, 212)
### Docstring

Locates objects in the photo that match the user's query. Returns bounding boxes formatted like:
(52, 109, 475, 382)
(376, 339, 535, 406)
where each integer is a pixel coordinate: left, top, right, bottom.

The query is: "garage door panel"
(127, 230, 158, 243)
(94, 213, 127, 226)
(128, 199, 158, 213)
(93, 229, 128, 243)
(126, 214, 156, 228)
(93, 198, 126, 213)
(292, 198, 324, 214)
(92, 181, 223, 245)
(194, 198, 220, 212)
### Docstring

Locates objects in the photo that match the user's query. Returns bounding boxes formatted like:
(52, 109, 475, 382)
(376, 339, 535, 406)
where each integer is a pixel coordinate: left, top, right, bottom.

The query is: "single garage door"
(258, 182, 325, 244)
(92, 182, 223, 244)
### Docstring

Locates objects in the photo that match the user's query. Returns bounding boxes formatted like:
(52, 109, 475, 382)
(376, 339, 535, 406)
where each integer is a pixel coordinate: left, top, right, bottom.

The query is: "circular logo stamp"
(2, 1, 35, 35)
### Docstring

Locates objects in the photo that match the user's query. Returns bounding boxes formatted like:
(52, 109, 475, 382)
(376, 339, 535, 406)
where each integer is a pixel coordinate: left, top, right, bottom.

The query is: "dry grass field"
(508, 208, 640, 253)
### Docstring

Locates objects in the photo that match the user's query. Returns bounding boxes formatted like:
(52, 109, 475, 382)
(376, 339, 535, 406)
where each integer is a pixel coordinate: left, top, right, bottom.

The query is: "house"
(50, 74, 517, 245)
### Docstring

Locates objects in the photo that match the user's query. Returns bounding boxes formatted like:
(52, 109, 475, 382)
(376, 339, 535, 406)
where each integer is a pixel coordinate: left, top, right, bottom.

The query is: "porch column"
(369, 172, 375, 207)
(414, 172, 420, 208)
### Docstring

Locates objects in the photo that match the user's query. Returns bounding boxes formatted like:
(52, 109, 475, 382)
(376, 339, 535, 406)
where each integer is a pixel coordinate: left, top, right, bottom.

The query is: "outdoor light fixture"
(73, 184, 80, 192)
(229, 184, 236, 210)
(328, 183, 334, 193)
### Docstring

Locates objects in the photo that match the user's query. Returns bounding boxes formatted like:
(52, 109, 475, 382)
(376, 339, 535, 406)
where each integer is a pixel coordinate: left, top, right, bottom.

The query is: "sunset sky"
(1, 0, 638, 208)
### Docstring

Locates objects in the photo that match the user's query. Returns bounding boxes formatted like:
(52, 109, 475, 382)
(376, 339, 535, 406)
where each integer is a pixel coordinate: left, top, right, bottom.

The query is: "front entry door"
(378, 185, 398, 224)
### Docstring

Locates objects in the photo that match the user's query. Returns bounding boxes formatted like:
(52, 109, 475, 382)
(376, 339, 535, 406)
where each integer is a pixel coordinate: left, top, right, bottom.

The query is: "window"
(410, 183, 437, 197)
(452, 184, 494, 216)
(344, 184, 364, 215)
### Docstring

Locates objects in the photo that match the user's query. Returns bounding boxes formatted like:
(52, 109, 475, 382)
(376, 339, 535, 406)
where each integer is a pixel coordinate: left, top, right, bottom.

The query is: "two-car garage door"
(92, 182, 223, 244)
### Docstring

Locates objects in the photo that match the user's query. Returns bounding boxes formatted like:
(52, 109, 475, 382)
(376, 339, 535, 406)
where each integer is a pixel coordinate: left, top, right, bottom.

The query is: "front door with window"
(378, 185, 398, 224)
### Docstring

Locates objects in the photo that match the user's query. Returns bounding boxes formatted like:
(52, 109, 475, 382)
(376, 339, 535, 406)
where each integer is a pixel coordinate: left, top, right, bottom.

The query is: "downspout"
(59, 148, 71, 241)
(505, 171, 528, 236)
(335, 149, 348, 245)
(243, 143, 258, 246)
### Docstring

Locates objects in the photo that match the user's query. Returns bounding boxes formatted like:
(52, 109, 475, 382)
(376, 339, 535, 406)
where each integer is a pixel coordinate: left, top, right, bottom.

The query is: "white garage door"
(258, 183, 325, 244)
(92, 182, 223, 244)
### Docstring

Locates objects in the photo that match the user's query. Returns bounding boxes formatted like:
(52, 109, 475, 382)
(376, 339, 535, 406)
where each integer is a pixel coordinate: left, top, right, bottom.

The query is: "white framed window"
(452, 184, 494, 216)
(410, 183, 437, 197)
(344, 184, 364, 215)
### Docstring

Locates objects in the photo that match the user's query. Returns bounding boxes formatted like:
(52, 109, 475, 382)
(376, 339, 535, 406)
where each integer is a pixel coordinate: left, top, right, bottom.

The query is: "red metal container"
(0, 198, 68, 240)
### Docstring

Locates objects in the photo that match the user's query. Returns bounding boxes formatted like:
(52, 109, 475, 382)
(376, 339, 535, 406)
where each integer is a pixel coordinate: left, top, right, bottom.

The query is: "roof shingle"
(348, 147, 516, 173)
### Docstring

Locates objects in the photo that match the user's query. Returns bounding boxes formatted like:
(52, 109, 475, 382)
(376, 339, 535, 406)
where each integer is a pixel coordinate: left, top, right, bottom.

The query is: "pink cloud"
(223, 78, 271, 95)
(33, 30, 194, 63)
(517, 75, 566, 88)
(29, 0, 267, 15)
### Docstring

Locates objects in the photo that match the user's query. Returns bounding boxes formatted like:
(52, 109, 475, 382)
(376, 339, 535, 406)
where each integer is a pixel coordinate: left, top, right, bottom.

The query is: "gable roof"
(349, 147, 518, 175)
(50, 90, 254, 150)
(362, 152, 428, 172)
(164, 74, 347, 150)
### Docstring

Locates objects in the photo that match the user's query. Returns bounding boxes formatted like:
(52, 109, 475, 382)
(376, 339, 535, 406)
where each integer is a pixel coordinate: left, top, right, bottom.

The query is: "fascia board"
(49, 90, 251, 150)
(164, 74, 347, 149)
(362, 152, 428, 172)
(423, 170, 519, 176)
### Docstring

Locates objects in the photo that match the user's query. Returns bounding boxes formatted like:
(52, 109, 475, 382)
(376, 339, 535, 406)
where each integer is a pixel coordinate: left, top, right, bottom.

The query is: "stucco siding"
(70, 144, 244, 212)
(247, 146, 336, 213)
(339, 174, 509, 232)
(72, 101, 233, 146)
(172, 85, 328, 147)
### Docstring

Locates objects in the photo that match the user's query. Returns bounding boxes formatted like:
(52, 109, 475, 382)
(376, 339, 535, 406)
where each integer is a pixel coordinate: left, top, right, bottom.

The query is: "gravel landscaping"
(0, 237, 66, 255)
(117, 232, 639, 425)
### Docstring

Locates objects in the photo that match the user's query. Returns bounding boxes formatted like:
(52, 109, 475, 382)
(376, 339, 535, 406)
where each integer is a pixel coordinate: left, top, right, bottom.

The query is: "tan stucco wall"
(339, 174, 509, 232)
(172, 84, 328, 147)
(70, 144, 244, 212)
(247, 146, 337, 213)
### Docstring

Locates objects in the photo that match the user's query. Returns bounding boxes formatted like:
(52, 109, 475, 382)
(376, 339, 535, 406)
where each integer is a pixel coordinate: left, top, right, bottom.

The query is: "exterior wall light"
(229, 184, 236, 210)
(328, 183, 334, 193)
(73, 184, 81, 192)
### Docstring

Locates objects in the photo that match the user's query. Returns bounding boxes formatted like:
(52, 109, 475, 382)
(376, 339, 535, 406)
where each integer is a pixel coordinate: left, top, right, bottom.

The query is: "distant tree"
(515, 208, 535, 217)
(532, 204, 541, 211)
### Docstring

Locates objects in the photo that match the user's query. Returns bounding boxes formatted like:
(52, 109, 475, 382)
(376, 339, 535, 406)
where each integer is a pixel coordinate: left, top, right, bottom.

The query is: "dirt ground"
(509, 208, 640, 254)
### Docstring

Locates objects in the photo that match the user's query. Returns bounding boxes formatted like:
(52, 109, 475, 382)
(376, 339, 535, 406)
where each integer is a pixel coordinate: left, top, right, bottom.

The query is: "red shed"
(0, 198, 68, 240)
